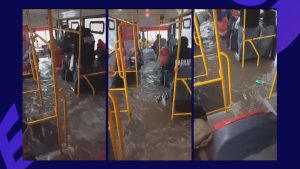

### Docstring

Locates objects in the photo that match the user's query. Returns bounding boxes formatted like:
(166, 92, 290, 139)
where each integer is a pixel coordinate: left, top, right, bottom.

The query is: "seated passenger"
(74, 26, 95, 72)
(159, 47, 169, 68)
(160, 45, 176, 86)
(152, 34, 167, 57)
(167, 34, 177, 53)
(236, 9, 260, 61)
(156, 36, 191, 106)
(73, 26, 95, 91)
(125, 48, 144, 70)
(95, 39, 106, 67)
(258, 9, 276, 60)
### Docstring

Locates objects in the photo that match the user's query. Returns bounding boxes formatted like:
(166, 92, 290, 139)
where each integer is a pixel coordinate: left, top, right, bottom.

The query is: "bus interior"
(194, 9, 277, 160)
(108, 9, 192, 160)
(22, 9, 106, 160)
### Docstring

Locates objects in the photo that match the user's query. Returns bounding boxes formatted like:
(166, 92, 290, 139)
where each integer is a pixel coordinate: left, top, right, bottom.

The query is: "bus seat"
(210, 111, 276, 160)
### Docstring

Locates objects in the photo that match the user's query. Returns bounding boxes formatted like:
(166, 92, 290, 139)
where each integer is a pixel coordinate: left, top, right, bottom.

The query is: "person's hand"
(174, 65, 179, 72)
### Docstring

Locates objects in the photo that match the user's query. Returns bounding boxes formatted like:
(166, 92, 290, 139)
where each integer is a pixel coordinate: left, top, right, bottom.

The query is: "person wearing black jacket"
(73, 26, 95, 92)
(236, 9, 260, 61)
(157, 36, 192, 106)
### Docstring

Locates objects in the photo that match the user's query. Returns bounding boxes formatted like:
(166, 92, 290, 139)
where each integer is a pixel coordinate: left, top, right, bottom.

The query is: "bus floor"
(110, 48, 191, 160)
(194, 38, 277, 160)
(23, 56, 106, 160)
(195, 38, 277, 124)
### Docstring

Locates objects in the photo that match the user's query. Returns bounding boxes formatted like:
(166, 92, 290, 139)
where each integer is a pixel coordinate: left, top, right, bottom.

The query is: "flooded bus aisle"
(108, 9, 192, 160)
(22, 9, 106, 160)
(194, 9, 277, 160)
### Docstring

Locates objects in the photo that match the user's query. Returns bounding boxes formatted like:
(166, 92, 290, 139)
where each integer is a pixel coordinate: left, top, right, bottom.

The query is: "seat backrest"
(211, 112, 277, 160)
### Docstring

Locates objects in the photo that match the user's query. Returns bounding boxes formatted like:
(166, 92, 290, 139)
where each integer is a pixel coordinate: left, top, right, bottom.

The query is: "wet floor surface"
(23, 55, 106, 160)
(109, 49, 191, 160)
(194, 18, 277, 160)
(194, 20, 277, 124)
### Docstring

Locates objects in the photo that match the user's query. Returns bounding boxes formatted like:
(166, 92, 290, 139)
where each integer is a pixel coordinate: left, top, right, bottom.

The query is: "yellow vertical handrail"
(109, 22, 132, 122)
(25, 9, 68, 153)
(77, 10, 82, 96)
(137, 24, 141, 50)
(268, 70, 277, 99)
(193, 10, 209, 78)
(48, 9, 62, 151)
(25, 10, 44, 106)
(220, 51, 232, 108)
(241, 9, 276, 68)
(114, 40, 124, 78)
(212, 9, 228, 112)
(132, 17, 139, 88)
(171, 9, 192, 120)
(108, 91, 126, 160)
(242, 9, 246, 68)
(193, 9, 232, 116)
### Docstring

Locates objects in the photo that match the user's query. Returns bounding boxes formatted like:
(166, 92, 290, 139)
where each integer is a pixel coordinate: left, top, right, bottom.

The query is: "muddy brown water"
(23, 55, 106, 160)
(109, 49, 191, 160)
(194, 18, 277, 160)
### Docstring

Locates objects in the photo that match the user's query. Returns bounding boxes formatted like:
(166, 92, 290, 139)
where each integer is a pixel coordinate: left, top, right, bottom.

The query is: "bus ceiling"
(23, 9, 106, 27)
(109, 9, 191, 27)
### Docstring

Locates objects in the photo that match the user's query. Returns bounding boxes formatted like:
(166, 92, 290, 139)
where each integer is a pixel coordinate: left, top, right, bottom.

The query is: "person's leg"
(235, 25, 243, 61)
(73, 62, 77, 84)
(237, 25, 243, 55)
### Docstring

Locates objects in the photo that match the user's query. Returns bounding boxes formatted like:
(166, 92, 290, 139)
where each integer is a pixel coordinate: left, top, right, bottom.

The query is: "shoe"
(155, 95, 162, 103)
(234, 52, 240, 62)
(162, 94, 167, 106)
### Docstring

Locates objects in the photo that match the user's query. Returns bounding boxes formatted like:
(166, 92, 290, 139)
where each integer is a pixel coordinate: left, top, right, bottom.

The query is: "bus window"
(85, 17, 106, 50)
(89, 21, 105, 34)
(183, 18, 191, 28)
(182, 15, 192, 47)
(68, 19, 80, 29)
(108, 18, 117, 52)
(34, 29, 56, 48)
(175, 15, 192, 47)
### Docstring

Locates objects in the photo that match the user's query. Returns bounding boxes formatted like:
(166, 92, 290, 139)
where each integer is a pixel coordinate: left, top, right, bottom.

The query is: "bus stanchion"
(171, 9, 192, 120)
(53, 10, 106, 96)
(194, 10, 209, 78)
(109, 39, 132, 122)
(268, 70, 277, 99)
(194, 9, 232, 116)
(241, 9, 276, 68)
(24, 10, 44, 107)
(25, 9, 68, 152)
(108, 91, 126, 160)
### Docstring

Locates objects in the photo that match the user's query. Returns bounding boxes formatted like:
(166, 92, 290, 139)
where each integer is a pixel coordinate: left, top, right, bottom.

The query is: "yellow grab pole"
(108, 107, 119, 160)
(212, 9, 228, 112)
(137, 24, 141, 49)
(194, 10, 208, 76)
(220, 51, 232, 108)
(58, 90, 68, 147)
(48, 9, 62, 151)
(26, 10, 43, 107)
(242, 9, 246, 68)
(171, 9, 183, 120)
(77, 10, 82, 96)
(247, 40, 260, 66)
(147, 30, 148, 48)
(118, 22, 132, 122)
(132, 17, 139, 88)
(28, 50, 36, 81)
(194, 77, 222, 87)
(268, 71, 277, 99)
(114, 41, 124, 79)
(158, 18, 161, 59)
(109, 91, 126, 160)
